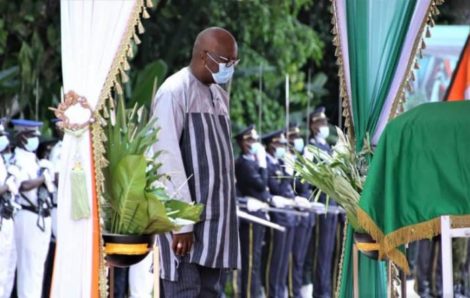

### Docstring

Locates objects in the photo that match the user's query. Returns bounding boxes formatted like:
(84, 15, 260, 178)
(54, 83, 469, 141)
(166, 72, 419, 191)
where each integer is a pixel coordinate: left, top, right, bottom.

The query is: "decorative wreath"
(50, 91, 95, 131)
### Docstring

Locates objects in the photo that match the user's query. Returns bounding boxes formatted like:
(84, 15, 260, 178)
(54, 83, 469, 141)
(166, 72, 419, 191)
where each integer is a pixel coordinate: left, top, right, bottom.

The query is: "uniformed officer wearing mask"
(10, 119, 54, 298)
(0, 120, 19, 298)
(303, 107, 339, 298)
(262, 130, 298, 298)
(285, 123, 315, 298)
(234, 124, 270, 298)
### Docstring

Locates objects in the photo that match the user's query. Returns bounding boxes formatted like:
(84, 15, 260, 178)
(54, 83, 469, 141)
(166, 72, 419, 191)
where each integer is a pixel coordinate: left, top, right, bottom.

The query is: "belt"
(20, 204, 50, 232)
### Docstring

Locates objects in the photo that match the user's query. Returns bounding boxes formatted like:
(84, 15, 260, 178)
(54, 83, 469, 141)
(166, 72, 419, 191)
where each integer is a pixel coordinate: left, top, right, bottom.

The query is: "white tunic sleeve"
(151, 87, 194, 234)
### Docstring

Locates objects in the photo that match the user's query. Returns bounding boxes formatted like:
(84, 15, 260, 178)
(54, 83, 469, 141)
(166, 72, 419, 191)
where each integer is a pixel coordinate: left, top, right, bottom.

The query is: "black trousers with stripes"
(161, 261, 224, 298)
(265, 225, 296, 298)
(239, 220, 266, 298)
(290, 214, 315, 298)
(313, 213, 338, 298)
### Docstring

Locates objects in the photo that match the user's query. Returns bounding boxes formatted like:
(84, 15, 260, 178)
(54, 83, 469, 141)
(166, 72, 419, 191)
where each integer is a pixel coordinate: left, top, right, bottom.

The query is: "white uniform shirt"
(13, 148, 40, 206)
(0, 156, 6, 185)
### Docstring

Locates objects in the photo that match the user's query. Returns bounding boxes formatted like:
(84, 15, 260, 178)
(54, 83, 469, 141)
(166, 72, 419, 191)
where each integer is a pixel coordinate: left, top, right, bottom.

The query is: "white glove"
(7, 165, 21, 179)
(246, 197, 268, 212)
(39, 159, 54, 172)
(5, 176, 18, 195)
(43, 171, 56, 193)
(310, 202, 327, 214)
(294, 196, 311, 209)
(271, 195, 292, 208)
(255, 144, 267, 168)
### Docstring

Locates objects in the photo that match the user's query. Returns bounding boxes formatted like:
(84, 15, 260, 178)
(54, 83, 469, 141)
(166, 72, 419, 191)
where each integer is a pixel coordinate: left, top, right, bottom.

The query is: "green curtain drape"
(348, 0, 417, 152)
(339, 0, 417, 297)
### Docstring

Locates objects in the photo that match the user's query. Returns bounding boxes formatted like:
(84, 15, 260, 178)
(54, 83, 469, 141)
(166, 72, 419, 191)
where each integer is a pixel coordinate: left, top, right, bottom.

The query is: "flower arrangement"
(290, 128, 372, 232)
(102, 96, 203, 236)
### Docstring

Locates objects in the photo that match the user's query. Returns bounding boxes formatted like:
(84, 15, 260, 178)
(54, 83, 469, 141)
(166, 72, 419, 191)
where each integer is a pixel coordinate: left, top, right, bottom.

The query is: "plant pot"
(103, 232, 156, 268)
(353, 231, 380, 260)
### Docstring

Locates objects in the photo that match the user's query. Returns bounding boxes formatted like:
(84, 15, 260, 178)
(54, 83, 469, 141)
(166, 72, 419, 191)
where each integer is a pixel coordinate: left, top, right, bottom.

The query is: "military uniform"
(302, 107, 340, 298)
(262, 130, 298, 298)
(285, 123, 315, 298)
(0, 122, 17, 298)
(234, 125, 270, 298)
(11, 119, 53, 298)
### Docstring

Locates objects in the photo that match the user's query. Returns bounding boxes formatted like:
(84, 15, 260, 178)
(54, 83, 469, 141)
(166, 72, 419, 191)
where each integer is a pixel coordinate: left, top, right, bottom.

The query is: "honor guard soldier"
(11, 119, 54, 298)
(305, 107, 340, 298)
(0, 119, 19, 298)
(262, 129, 298, 298)
(234, 124, 270, 298)
(285, 123, 315, 298)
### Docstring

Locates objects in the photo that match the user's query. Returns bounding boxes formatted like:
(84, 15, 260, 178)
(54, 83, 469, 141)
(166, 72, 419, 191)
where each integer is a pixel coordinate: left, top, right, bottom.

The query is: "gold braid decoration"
(357, 206, 470, 273)
(87, 0, 153, 296)
(329, 0, 355, 146)
(388, 0, 445, 120)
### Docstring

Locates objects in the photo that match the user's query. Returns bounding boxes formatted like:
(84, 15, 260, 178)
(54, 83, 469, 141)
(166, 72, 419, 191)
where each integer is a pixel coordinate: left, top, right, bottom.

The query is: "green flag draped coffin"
(358, 101, 470, 272)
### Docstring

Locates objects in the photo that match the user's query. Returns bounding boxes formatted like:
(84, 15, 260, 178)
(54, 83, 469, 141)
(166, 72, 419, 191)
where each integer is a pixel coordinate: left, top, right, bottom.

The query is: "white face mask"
(318, 126, 330, 140)
(24, 137, 39, 152)
(206, 53, 235, 85)
(0, 135, 9, 152)
(293, 138, 304, 153)
(249, 142, 262, 155)
(275, 147, 286, 159)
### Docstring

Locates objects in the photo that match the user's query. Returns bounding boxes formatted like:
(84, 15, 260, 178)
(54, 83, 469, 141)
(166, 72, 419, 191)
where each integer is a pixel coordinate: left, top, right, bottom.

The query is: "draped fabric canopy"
(358, 101, 470, 272)
(331, 0, 443, 296)
(52, 1, 148, 296)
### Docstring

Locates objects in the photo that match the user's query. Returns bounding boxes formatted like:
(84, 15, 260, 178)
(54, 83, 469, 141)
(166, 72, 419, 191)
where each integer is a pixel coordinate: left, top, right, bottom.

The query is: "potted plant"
(101, 96, 203, 267)
(290, 128, 380, 259)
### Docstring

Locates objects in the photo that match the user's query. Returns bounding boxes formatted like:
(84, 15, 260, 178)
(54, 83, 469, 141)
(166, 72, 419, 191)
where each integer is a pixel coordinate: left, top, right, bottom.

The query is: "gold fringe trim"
(388, 0, 445, 119)
(334, 218, 349, 298)
(88, 0, 151, 296)
(357, 206, 470, 273)
(329, 0, 355, 144)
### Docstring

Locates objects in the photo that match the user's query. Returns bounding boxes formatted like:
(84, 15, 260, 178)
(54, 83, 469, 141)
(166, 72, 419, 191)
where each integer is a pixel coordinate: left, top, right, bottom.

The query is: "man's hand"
(172, 232, 194, 256)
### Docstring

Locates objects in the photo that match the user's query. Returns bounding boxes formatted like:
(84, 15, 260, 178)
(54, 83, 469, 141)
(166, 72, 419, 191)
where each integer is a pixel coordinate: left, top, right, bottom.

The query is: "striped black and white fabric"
(151, 67, 241, 281)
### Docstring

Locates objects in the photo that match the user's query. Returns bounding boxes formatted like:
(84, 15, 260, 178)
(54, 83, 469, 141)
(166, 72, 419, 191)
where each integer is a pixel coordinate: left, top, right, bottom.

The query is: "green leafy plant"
(102, 96, 203, 235)
(289, 128, 372, 232)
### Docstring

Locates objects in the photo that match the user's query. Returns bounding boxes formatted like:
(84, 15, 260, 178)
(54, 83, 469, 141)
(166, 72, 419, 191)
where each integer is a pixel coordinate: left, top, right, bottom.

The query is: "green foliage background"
(0, 0, 337, 136)
(0, 0, 464, 137)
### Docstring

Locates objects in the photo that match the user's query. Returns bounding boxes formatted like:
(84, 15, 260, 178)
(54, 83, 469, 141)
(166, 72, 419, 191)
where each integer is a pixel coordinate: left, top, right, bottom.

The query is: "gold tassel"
(332, 36, 339, 46)
(109, 94, 115, 109)
(426, 26, 431, 38)
(340, 87, 346, 98)
(114, 81, 123, 94)
(421, 40, 426, 50)
(407, 81, 413, 92)
(429, 17, 435, 27)
(123, 59, 130, 71)
(102, 106, 109, 119)
(120, 68, 129, 83)
(334, 47, 340, 57)
(127, 44, 134, 58)
(142, 7, 150, 19)
(410, 71, 415, 82)
(133, 31, 141, 44)
(146, 0, 153, 8)
(331, 26, 337, 35)
(138, 20, 145, 34)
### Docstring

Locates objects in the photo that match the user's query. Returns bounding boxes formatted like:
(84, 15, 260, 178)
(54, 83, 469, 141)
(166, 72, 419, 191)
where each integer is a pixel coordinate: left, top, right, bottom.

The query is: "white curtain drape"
(52, 1, 138, 297)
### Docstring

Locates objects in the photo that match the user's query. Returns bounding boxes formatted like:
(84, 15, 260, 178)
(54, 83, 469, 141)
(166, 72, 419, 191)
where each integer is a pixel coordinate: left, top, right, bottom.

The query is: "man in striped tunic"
(151, 27, 240, 297)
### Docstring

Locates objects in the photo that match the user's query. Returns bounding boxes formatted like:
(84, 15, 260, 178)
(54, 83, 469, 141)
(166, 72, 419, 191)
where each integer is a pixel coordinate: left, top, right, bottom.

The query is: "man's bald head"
(190, 27, 238, 85)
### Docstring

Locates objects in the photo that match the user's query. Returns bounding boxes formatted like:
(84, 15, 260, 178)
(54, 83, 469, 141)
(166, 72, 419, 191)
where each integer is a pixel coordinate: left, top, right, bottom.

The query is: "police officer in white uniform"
(11, 119, 53, 298)
(0, 120, 19, 298)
